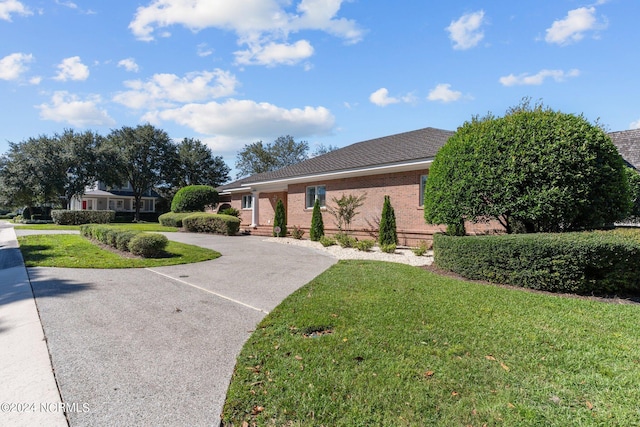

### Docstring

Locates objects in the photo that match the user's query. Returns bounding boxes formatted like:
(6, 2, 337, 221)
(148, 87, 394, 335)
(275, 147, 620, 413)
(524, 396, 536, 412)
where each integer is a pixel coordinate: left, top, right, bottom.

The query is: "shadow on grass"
(15, 244, 53, 265)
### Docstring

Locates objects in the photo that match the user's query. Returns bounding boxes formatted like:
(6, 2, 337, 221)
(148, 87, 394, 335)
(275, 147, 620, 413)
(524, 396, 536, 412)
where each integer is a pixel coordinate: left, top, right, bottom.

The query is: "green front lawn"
(18, 234, 219, 268)
(13, 222, 179, 232)
(222, 260, 640, 426)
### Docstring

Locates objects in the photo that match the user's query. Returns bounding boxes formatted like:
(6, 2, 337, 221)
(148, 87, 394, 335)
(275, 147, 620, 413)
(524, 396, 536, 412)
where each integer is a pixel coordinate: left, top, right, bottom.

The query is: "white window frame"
(419, 174, 428, 207)
(241, 194, 253, 210)
(306, 185, 326, 209)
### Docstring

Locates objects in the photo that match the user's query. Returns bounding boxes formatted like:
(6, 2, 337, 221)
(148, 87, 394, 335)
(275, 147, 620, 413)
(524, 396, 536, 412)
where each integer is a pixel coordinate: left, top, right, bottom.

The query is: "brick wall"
(228, 169, 503, 245)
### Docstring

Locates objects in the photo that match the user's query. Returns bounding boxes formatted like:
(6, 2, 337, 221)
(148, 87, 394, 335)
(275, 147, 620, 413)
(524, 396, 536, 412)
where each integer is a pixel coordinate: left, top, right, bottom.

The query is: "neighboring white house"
(69, 182, 158, 213)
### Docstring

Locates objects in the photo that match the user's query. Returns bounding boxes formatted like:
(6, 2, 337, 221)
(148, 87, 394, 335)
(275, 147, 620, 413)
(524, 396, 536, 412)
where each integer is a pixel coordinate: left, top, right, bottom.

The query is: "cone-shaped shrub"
(310, 199, 324, 241)
(273, 199, 287, 237)
(379, 195, 398, 246)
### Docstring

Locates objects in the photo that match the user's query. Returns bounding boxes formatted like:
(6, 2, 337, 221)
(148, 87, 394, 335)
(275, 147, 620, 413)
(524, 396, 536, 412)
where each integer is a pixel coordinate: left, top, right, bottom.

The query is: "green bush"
(171, 185, 219, 213)
(412, 240, 431, 256)
(158, 211, 195, 227)
(128, 233, 168, 258)
(355, 239, 375, 252)
(52, 210, 115, 225)
(289, 225, 305, 239)
(335, 232, 357, 248)
(310, 199, 324, 241)
(80, 224, 143, 254)
(116, 231, 140, 252)
(319, 236, 335, 247)
(433, 232, 640, 296)
(380, 243, 397, 254)
(220, 207, 240, 217)
(273, 199, 287, 237)
(182, 213, 240, 236)
(379, 195, 398, 246)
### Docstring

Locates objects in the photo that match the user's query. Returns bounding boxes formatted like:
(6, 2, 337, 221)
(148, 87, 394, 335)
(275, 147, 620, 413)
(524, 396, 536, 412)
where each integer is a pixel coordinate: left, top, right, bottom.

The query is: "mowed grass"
(18, 234, 219, 268)
(13, 222, 179, 232)
(222, 260, 640, 426)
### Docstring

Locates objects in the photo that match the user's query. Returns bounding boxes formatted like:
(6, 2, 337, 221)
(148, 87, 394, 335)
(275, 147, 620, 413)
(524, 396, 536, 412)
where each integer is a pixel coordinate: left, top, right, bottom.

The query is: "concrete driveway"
(16, 230, 337, 426)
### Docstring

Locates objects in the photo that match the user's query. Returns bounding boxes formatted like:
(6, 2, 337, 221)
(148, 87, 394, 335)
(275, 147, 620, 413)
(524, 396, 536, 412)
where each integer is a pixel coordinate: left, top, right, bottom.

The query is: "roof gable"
(609, 129, 640, 170)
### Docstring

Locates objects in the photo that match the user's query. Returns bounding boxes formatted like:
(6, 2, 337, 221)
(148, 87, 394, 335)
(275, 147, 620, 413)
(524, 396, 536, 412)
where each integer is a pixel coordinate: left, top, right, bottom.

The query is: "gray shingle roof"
(219, 126, 640, 192)
(220, 127, 454, 190)
(609, 129, 640, 170)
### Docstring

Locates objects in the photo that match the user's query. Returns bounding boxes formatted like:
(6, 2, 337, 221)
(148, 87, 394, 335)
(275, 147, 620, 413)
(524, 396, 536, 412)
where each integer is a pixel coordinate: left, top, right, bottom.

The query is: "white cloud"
(369, 88, 399, 107)
(235, 40, 314, 66)
(117, 58, 140, 72)
(631, 119, 640, 130)
(369, 88, 415, 107)
(427, 84, 462, 103)
(499, 69, 580, 86)
(0, 52, 33, 80)
(55, 0, 77, 9)
(0, 0, 32, 21)
(545, 7, 606, 45)
(128, 0, 363, 67)
(197, 43, 213, 57)
(142, 99, 335, 142)
(37, 91, 115, 127)
(446, 10, 485, 50)
(54, 56, 90, 81)
(113, 69, 239, 109)
(29, 76, 42, 85)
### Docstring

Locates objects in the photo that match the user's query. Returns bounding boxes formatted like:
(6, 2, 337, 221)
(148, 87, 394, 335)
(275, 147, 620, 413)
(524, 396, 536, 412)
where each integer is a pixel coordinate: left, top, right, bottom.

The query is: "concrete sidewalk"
(0, 224, 67, 427)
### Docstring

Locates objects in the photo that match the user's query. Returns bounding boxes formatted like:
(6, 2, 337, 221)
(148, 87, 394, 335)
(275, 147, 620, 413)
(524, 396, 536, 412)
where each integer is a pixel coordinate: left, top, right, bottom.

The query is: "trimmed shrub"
(128, 233, 168, 258)
(335, 232, 357, 248)
(52, 210, 115, 225)
(158, 211, 195, 228)
(319, 236, 336, 247)
(380, 243, 397, 254)
(289, 225, 305, 239)
(171, 185, 219, 213)
(220, 207, 241, 217)
(433, 232, 640, 296)
(182, 213, 240, 236)
(273, 199, 287, 237)
(355, 239, 375, 252)
(412, 240, 431, 256)
(115, 231, 140, 252)
(310, 199, 324, 241)
(379, 195, 398, 246)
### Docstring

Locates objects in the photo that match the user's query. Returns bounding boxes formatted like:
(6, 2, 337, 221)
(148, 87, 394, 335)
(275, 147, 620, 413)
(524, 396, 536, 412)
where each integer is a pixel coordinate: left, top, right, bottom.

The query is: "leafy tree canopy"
(424, 100, 631, 233)
(235, 135, 309, 178)
(175, 137, 230, 188)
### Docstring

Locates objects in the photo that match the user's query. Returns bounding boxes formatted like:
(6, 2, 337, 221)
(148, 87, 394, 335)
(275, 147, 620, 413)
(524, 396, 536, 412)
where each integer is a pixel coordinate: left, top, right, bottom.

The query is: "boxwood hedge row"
(80, 224, 168, 258)
(52, 210, 115, 225)
(158, 212, 196, 228)
(182, 213, 240, 236)
(433, 231, 640, 296)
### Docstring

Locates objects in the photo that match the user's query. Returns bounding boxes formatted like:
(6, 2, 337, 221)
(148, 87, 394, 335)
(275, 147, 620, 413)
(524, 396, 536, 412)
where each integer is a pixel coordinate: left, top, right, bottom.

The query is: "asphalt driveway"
(27, 232, 337, 426)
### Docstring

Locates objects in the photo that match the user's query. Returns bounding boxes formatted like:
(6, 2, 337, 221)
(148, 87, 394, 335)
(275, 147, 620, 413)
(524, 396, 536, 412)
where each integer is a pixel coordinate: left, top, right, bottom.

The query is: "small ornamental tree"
(327, 193, 366, 233)
(424, 100, 631, 233)
(310, 198, 324, 241)
(273, 199, 287, 237)
(171, 185, 219, 212)
(379, 195, 398, 246)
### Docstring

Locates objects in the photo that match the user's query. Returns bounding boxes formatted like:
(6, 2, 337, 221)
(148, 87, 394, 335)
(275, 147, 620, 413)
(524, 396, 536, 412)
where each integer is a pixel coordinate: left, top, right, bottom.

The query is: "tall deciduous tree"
(102, 124, 178, 221)
(175, 137, 230, 188)
(0, 130, 102, 212)
(424, 100, 631, 233)
(235, 135, 309, 178)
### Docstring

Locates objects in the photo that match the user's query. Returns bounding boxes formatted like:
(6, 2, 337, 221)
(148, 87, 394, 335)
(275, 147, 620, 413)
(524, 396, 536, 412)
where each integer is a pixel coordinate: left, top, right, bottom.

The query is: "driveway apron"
(28, 232, 337, 426)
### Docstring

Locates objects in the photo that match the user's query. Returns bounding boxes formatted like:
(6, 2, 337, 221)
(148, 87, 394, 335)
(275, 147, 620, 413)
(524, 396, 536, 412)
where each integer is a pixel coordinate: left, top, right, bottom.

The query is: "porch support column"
(250, 191, 260, 227)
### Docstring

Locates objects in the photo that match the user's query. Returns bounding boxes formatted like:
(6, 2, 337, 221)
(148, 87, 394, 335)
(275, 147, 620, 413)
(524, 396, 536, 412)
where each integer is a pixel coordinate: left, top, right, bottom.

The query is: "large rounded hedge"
(171, 185, 219, 213)
(424, 101, 631, 233)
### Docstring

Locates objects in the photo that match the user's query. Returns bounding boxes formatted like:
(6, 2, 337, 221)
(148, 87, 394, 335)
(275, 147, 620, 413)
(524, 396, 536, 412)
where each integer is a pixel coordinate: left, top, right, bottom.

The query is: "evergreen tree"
(379, 195, 398, 245)
(273, 199, 287, 237)
(310, 198, 324, 241)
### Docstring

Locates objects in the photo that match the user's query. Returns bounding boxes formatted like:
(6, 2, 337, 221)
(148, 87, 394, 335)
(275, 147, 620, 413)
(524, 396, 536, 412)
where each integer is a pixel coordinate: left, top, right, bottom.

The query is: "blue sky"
(1, 0, 639, 176)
